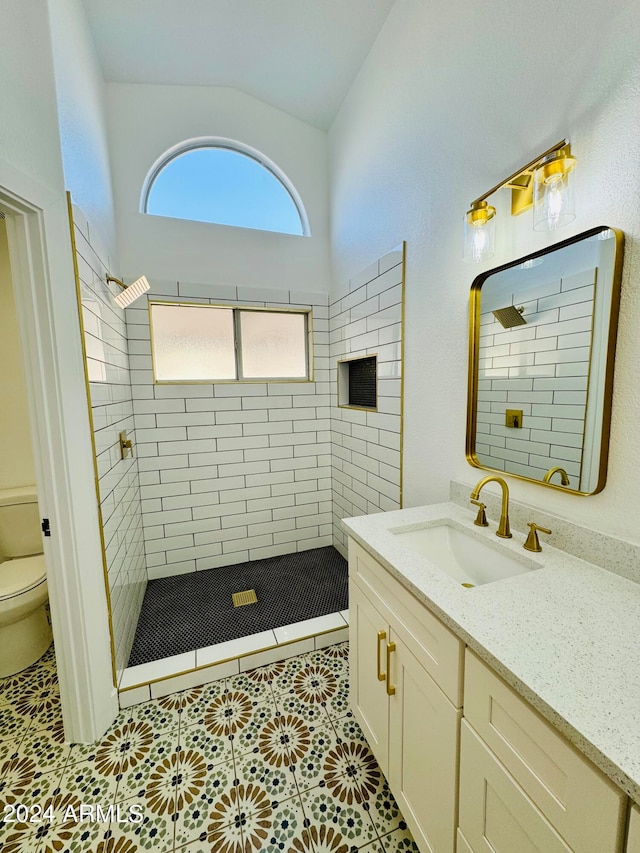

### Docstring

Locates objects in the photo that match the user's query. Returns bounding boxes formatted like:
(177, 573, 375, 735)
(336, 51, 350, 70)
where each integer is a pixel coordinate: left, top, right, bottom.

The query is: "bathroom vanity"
(344, 502, 640, 853)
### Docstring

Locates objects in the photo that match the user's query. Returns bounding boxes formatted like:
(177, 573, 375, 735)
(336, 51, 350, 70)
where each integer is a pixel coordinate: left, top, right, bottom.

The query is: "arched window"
(141, 139, 309, 236)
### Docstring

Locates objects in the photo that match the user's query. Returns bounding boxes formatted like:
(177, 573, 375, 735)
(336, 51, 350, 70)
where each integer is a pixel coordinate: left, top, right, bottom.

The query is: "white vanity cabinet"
(349, 540, 463, 853)
(459, 650, 627, 853)
(627, 806, 640, 853)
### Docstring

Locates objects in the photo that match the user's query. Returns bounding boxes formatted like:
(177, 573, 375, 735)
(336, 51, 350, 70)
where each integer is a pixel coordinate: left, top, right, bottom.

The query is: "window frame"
(148, 300, 314, 385)
(140, 137, 311, 237)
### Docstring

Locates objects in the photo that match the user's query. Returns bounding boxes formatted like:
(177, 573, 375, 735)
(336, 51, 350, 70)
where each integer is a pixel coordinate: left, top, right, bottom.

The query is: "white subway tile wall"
(330, 246, 404, 556)
(72, 205, 147, 678)
(476, 269, 595, 489)
(128, 284, 332, 577)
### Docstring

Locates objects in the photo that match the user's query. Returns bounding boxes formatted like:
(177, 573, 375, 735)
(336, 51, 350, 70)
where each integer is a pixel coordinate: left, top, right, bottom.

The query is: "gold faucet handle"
(523, 522, 552, 552)
(470, 499, 488, 527)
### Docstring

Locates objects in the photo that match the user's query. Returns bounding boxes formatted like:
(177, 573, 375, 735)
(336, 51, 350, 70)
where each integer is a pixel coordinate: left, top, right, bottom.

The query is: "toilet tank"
(0, 487, 42, 559)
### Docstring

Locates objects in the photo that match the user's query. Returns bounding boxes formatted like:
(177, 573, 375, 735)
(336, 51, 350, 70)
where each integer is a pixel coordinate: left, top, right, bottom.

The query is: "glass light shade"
(463, 203, 496, 263)
(532, 154, 576, 231)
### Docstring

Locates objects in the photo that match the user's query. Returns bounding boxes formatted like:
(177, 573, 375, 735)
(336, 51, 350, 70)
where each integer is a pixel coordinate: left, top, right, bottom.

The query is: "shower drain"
(232, 589, 258, 607)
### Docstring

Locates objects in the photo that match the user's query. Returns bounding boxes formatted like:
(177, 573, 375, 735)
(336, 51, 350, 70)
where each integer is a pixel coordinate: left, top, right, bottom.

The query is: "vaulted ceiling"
(81, 0, 397, 130)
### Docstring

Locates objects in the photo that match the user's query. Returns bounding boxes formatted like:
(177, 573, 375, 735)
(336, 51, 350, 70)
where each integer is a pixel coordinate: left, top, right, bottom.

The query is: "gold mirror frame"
(466, 226, 624, 495)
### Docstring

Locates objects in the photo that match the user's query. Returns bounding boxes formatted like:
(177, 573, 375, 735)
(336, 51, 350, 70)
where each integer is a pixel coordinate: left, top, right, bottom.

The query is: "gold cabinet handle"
(377, 630, 387, 681)
(386, 642, 396, 696)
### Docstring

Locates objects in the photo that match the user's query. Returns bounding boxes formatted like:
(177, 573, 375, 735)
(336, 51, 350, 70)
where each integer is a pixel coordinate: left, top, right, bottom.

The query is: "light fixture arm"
(469, 139, 569, 208)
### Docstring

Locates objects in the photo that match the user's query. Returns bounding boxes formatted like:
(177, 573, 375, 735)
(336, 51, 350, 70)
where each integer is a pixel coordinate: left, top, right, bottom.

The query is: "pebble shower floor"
(0, 643, 419, 852)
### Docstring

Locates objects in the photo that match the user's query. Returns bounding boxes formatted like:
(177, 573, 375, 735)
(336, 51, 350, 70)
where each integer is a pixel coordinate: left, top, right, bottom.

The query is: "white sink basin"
(390, 521, 537, 587)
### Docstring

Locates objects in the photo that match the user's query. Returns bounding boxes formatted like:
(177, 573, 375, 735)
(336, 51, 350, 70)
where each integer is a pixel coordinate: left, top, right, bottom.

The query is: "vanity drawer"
(349, 538, 463, 706)
(464, 649, 626, 853)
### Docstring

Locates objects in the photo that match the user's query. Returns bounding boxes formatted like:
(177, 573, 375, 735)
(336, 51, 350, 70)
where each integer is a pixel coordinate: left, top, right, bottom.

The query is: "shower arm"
(106, 275, 127, 290)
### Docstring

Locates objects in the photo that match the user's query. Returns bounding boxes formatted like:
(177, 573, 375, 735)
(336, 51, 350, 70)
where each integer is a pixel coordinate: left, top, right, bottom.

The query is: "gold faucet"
(543, 466, 570, 486)
(470, 476, 512, 538)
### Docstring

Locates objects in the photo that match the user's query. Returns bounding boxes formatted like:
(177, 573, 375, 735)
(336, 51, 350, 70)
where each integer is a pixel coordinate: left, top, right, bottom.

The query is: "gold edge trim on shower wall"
(147, 300, 314, 384)
(578, 271, 598, 492)
(66, 192, 118, 689)
(118, 625, 348, 692)
(399, 241, 406, 509)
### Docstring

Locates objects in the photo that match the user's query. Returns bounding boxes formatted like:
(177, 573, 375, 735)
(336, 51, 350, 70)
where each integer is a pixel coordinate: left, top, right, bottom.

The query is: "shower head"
(107, 274, 151, 309)
(492, 305, 526, 329)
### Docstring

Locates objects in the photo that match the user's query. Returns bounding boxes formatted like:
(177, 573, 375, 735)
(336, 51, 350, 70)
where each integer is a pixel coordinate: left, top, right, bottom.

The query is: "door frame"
(0, 159, 117, 742)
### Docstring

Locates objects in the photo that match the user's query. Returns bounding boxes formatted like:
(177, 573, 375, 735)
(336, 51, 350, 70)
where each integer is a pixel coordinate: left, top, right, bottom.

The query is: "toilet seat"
(0, 555, 47, 601)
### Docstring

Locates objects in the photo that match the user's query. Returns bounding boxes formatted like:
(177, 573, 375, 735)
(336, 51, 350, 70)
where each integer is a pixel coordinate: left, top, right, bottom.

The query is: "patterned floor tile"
(289, 722, 340, 795)
(225, 669, 277, 705)
(178, 680, 231, 730)
(115, 735, 178, 801)
(0, 779, 73, 849)
(275, 690, 332, 728)
(105, 798, 176, 853)
(58, 755, 119, 807)
(365, 775, 408, 840)
(228, 698, 280, 758)
(12, 672, 62, 732)
(299, 783, 379, 849)
(172, 757, 235, 849)
(378, 825, 421, 852)
(14, 723, 71, 775)
(1, 640, 423, 853)
(266, 655, 311, 697)
(178, 723, 232, 769)
(331, 714, 369, 747)
(0, 704, 32, 743)
(0, 734, 21, 764)
(257, 793, 310, 852)
(234, 747, 299, 802)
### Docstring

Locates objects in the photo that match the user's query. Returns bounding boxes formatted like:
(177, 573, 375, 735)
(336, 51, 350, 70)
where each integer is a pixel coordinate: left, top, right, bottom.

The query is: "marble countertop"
(342, 501, 640, 804)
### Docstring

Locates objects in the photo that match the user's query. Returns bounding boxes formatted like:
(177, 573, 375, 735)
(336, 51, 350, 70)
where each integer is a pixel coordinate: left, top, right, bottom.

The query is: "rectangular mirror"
(466, 226, 624, 494)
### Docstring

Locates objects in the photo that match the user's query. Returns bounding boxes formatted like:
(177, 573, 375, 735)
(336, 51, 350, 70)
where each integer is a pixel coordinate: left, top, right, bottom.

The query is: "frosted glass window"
(239, 311, 308, 379)
(151, 304, 236, 381)
(149, 302, 310, 383)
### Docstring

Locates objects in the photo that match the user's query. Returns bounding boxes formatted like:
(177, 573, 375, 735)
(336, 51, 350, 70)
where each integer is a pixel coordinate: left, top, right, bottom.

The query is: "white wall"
(0, 220, 36, 491)
(106, 83, 331, 293)
(329, 0, 640, 544)
(0, 0, 118, 739)
(0, 2, 67, 196)
(48, 0, 118, 260)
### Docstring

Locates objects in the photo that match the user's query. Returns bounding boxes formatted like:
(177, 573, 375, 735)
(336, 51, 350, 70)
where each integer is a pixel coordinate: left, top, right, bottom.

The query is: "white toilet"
(0, 487, 52, 677)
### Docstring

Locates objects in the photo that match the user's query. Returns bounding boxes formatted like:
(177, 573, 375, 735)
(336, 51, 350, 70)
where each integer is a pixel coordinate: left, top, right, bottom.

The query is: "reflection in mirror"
(467, 226, 624, 495)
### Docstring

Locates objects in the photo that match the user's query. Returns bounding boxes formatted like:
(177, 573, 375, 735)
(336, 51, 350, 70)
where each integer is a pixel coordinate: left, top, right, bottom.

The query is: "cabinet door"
(459, 721, 572, 853)
(349, 579, 390, 773)
(388, 631, 461, 853)
(628, 806, 640, 853)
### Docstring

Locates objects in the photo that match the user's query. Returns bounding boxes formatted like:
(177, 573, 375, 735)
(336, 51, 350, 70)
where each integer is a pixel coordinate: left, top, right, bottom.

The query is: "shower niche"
(338, 355, 378, 410)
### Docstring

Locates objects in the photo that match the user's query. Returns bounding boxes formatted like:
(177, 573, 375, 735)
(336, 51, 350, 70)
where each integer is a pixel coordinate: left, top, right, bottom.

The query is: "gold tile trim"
(399, 241, 406, 509)
(66, 192, 117, 689)
(232, 589, 258, 607)
(118, 624, 348, 693)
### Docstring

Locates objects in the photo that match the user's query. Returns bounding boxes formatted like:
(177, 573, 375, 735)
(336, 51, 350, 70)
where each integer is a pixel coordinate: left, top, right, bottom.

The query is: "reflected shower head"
(107, 274, 151, 309)
(492, 305, 526, 328)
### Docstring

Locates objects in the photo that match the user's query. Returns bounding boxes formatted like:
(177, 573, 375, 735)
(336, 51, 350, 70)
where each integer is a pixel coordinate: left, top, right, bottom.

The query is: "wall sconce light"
(464, 139, 577, 263)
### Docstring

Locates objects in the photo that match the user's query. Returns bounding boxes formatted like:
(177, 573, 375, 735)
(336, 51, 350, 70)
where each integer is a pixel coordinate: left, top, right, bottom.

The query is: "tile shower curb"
(118, 610, 349, 707)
